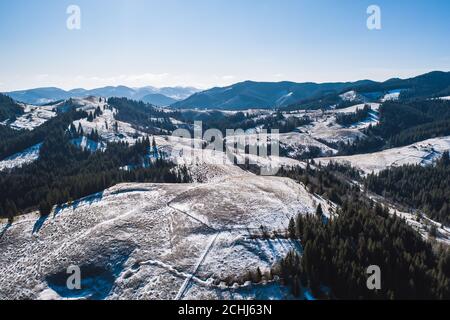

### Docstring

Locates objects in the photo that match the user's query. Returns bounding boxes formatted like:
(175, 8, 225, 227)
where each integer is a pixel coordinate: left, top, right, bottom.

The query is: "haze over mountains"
(4, 86, 200, 106)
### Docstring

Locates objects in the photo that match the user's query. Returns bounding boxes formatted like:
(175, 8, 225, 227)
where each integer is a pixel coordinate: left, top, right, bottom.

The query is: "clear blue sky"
(0, 0, 449, 91)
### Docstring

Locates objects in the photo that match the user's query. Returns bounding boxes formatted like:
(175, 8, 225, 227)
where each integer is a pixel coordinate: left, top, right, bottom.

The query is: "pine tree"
(316, 204, 323, 217)
(288, 217, 296, 238)
(78, 123, 84, 136)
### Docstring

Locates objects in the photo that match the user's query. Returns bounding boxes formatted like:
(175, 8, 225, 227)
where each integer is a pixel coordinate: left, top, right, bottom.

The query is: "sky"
(0, 0, 449, 91)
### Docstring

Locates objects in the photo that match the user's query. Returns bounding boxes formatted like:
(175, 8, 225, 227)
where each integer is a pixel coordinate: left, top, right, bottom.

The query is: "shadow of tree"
(53, 191, 105, 218)
(0, 221, 12, 240)
(32, 214, 49, 234)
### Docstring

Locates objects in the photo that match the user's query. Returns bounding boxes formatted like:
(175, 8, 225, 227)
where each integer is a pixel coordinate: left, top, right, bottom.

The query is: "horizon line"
(2, 69, 449, 93)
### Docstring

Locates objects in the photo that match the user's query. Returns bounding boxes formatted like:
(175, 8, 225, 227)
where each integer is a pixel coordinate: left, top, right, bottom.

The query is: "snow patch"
(0, 143, 42, 172)
(316, 136, 450, 174)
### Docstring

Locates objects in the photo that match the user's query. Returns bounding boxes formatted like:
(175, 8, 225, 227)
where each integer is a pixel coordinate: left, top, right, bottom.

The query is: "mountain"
(4, 87, 71, 105)
(4, 86, 200, 105)
(352, 71, 450, 99)
(140, 93, 177, 106)
(171, 80, 376, 110)
(155, 87, 200, 101)
(172, 71, 450, 110)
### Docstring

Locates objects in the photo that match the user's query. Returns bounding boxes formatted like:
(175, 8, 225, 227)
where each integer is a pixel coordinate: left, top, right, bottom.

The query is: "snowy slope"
(315, 136, 450, 174)
(380, 90, 402, 102)
(71, 137, 106, 152)
(0, 176, 331, 300)
(9, 103, 57, 130)
(333, 103, 380, 114)
(339, 90, 366, 102)
(71, 98, 148, 145)
(0, 143, 42, 172)
(303, 114, 366, 144)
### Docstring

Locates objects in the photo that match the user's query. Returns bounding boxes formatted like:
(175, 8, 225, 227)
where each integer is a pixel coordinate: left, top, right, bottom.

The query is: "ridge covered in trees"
(275, 202, 449, 299)
(108, 97, 176, 134)
(273, 163, 449, 299)
(0, 93, 24, 122)
(0, 128, 190, 219)
(335, 104, 373, 127)
(0, 109, 88, 160)
(365, 152, 450, 225)
(336, 99, 450, 155)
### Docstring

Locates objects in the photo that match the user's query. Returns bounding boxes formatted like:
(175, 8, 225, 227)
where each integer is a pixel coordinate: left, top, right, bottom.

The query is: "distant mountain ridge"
(171, 80, 376, 110)
(4, 86, 200, 106)
(4, 71, 450, 110)
(172, 71, 450, 110)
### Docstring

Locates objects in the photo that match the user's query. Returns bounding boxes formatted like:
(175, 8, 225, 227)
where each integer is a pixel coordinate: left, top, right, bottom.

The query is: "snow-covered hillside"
(315, 136, 450, 174)
(0, 175, 332, 300)
(0, 143, 42, 172)
(9, 103, 58, 130)
(380, 90, 402, 102)
(339, 90, 366, 103)
(72, 99, 143, 145)
(2, 93, 449, 300)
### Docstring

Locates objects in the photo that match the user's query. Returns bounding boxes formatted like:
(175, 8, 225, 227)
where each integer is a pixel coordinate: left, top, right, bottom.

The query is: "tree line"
(272, 163, 449, 299)
(108, 97, 177, 134)
(335, 104, 373, 127)
(334, 99, 450, 155)
(274, 201, 449, 299)
(0, 128, 190, 219)
(0, 93, 23, 122)
(365, 152, 450, 225)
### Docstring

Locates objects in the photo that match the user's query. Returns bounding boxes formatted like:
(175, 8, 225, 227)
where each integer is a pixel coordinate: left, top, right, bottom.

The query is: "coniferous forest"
(335, 99, 450, 155)
(0, 124, 190, 220)
(1, 75, 450, 301)
(276, 203, 449, 299)
(274, 162, 450, 300)
(335, 104, 373, 127)
(0, 97, 194, 220)
(365, 152, 450, 225)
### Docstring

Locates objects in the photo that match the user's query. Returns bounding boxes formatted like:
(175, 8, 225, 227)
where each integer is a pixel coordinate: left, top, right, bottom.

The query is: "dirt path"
(175, 232, 220, 300)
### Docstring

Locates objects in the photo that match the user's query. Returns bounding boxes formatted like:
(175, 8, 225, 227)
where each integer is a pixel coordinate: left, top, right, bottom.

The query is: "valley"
(1, 71, 450, 300)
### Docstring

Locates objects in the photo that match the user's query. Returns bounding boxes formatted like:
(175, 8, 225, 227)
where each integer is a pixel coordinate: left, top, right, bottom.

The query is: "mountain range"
(4, 71, 450, 110)
(172, 71, 450, 110)
(3, 86, 200, 106)
(171, 80, 375, 110)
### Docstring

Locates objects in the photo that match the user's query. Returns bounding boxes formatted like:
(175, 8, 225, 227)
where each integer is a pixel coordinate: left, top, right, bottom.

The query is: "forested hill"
(0, 93, 23, 122)
(336, 99, 450, 155)
(365, 152, 450, 225)
(0, 97, 191, 219)
(274, 163, 450, 299)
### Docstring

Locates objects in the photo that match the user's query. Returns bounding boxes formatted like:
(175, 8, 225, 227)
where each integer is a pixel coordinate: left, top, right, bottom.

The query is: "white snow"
(303, 114, 367, 144)
(1, 95, 449, 300)
(0, 176, 331, 300)
(0, 143, 42, 172)
(339, 91, 361, 102)
(276, 92, 294, 105)
(380, 90, 402, 102)
(71, 137, 106, 152)
(71, 98, 146, 145)
(316, 136, 450, 174)
(333, 103, 380, 114)
(9, 104, 57, 130)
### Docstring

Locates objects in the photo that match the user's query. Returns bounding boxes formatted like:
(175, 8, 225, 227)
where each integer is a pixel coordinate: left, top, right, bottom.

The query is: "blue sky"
(0, 0, 449, 91)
